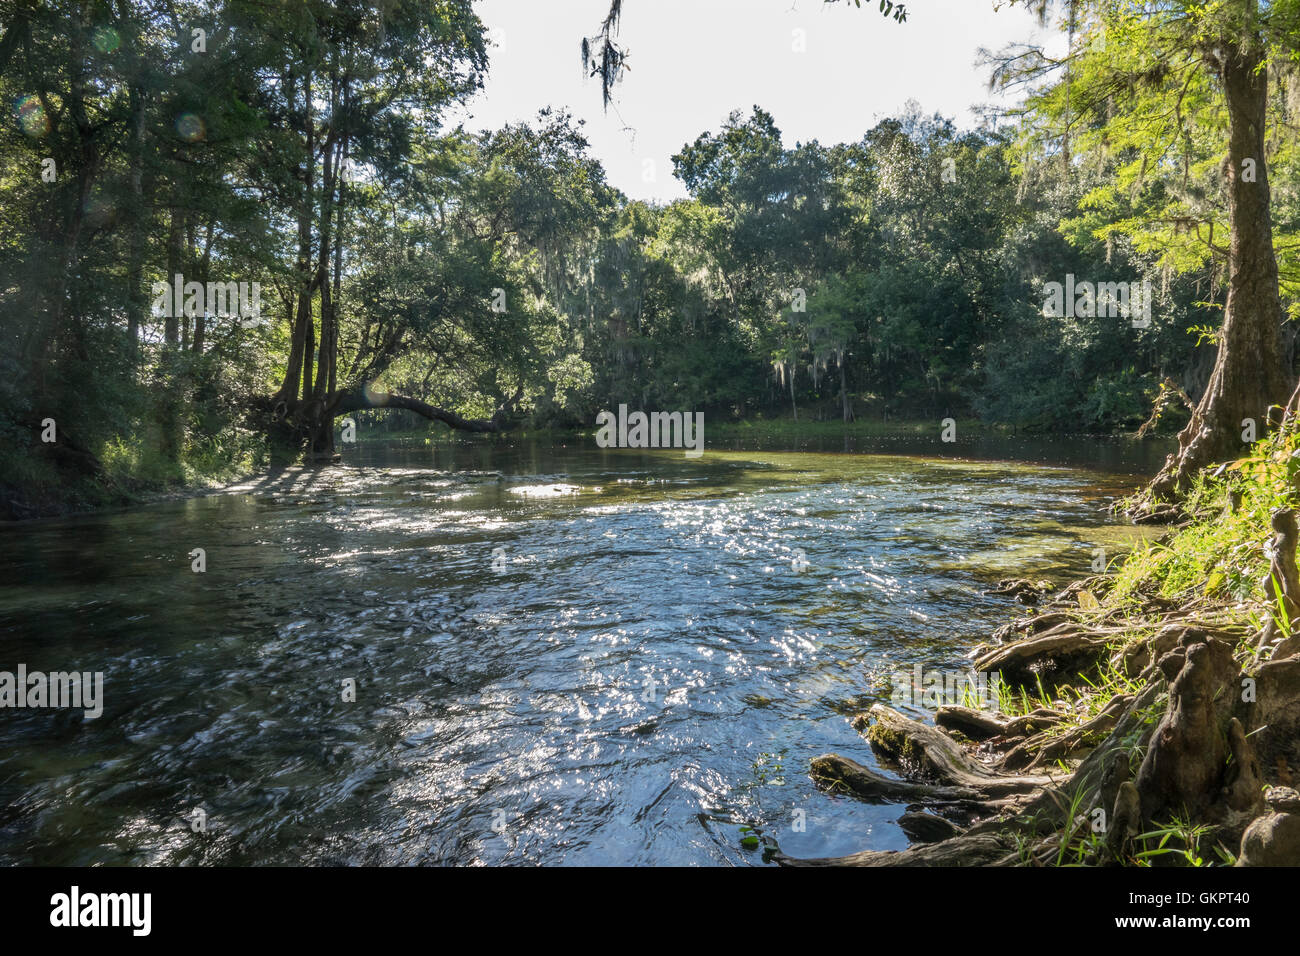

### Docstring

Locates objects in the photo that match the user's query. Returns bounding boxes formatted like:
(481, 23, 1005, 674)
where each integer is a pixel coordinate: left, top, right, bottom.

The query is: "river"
(0, 434, 1170, 865)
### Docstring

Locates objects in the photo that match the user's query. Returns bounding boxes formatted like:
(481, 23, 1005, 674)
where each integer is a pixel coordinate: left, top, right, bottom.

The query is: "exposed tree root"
(858, 705, 1060, 797)
(784, 569, 1300, 867)
(1259, 507, 1300, 657)
(897, 810, 965, 843)
(934, 705, 1006, 741)
(811, 753, 980, 802)
(972, 628, 1112, 688)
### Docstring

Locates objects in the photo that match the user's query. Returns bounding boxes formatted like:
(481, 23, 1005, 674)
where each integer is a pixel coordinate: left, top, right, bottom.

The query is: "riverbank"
(0, 417, 967, 521)
(346, 416, 994, 447)
(365, 415, 1163, 445)
(0, 455, 261, 522)
(783, 424, 1300, 866)
(4, 416, 1174, 523)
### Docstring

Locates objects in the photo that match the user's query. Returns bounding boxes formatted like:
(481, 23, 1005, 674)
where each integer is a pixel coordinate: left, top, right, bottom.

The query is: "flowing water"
(0, 435, 1170, 866)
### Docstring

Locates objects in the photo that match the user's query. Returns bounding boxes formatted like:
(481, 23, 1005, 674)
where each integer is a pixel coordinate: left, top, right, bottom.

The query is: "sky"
(450, 0, 1061, 203)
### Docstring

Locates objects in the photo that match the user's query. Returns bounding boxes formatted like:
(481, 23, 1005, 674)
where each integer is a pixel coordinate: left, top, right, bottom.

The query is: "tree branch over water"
(331, 385, 524, 433)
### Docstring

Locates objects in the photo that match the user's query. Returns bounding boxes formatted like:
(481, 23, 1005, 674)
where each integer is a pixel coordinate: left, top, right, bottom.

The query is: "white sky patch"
(453, 0, 1060, 203)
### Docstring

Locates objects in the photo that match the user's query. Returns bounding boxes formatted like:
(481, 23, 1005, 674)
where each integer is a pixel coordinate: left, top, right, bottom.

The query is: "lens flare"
(175, 112, 205, 143)
(13, 95, 49, 138)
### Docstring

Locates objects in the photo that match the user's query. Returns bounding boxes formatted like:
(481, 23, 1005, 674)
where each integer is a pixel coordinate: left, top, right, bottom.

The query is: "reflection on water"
(0, 435, 1167, 865)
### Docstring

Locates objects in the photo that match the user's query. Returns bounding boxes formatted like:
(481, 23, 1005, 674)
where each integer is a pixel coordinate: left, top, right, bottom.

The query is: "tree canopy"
(4, 0, 1300, 514)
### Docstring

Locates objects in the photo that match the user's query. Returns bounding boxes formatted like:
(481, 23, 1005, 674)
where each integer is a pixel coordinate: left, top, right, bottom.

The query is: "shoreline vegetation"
(779, 420, 1300, 867)
(0, 415, 1175, 522)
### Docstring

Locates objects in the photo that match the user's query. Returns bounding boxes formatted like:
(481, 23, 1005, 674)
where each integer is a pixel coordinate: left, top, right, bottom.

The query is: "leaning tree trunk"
(1145, 33, 1290, 505)
(330, 385, 523, 432)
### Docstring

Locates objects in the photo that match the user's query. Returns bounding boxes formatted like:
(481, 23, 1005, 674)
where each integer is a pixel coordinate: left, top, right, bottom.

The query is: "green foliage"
(7, 0, 1300, 516)
(1111, 418, 1300, 620)
(1132, 817, 1225, 867)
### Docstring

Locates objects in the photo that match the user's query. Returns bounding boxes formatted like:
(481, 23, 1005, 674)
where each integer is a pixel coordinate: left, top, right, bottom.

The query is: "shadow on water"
(0, 433, 1170, 865)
